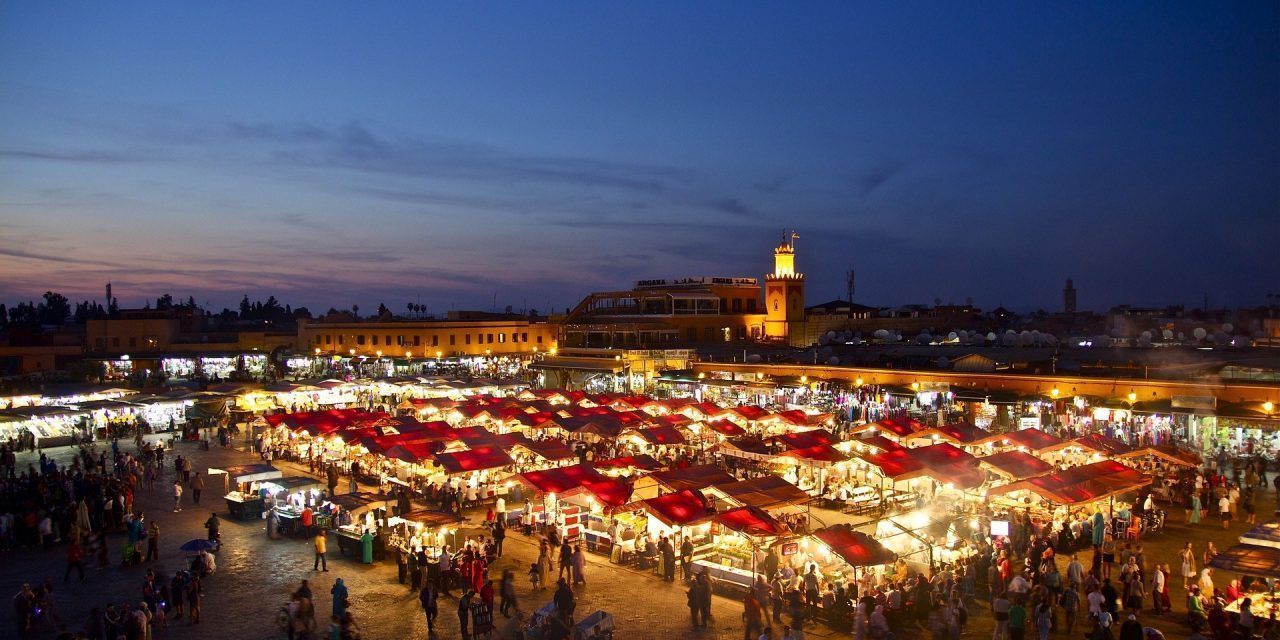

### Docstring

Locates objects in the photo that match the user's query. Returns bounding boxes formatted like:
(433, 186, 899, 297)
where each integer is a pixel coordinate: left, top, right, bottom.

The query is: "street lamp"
(1127, 391, 1137, 403)
(1050, 388, 1059, 398)
(436, 350, 443, 359)
(375, 350, 382, 358)
(1265, 401, 1275, 413)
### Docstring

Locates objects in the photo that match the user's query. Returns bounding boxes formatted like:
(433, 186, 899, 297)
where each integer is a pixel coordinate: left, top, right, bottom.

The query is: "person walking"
(457, 590, 473, 640)
(330, 578, 348, 620)
(418, 582, 438, 634)
(558, 540, 572, 581)
(681, 536, 694, 581)
(570, 544, 586, 586)
(172, 480, 183, 513)
(187, 576, 202, 624)
(313, 531, 328, 571)
(64, 540, 86, 583)
(1218, 493, 1231, 529)
(191, 473, 203, 505)
(493, 518, 506, 559)
(145, 520, 159, 562)
(499, 568, 518, 618)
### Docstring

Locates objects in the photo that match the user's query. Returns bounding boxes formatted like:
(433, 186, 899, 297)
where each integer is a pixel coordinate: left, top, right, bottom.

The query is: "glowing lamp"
(1265, 401, 1274, 413)
(1127, 392, 1137, 403)
(1050, 388, 1059, 398)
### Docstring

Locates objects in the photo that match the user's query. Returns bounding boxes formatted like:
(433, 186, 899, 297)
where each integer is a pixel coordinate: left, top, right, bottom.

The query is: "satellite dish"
(1193, 327, 1207, 340)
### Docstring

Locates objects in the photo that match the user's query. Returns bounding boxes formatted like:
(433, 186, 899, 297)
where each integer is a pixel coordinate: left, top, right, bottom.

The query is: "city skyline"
(2, 3, 1277, 313)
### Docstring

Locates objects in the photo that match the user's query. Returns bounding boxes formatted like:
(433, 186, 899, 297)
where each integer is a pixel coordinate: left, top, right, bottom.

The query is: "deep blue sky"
(1, 2, 1277, 315)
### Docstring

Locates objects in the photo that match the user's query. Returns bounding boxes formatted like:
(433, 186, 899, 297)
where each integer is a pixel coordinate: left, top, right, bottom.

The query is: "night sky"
(1, 3, 1277, 315)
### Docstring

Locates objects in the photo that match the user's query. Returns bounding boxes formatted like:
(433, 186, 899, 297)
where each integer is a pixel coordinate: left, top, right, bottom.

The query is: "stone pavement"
(1, 438, 1276, 640)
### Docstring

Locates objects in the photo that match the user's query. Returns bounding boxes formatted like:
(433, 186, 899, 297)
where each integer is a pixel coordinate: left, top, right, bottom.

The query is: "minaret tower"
(764, 230, 806, 343)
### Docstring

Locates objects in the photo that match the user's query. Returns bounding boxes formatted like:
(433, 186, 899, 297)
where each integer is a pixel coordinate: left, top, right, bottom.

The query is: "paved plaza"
(1, 437, 1274, 640)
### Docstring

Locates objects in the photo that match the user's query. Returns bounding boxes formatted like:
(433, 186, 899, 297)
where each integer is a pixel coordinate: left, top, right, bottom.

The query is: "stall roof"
(979, 450, 1055, 480)
(777, 444, 849, 467)
(638, 489, 712, 527)
(858, 447, 926, 480)
(653, 414, 693, 429)
(519, 438, 577, 461)
(386, 441, 443, 463)
(397, 510, 463, 527)
(982, 427, 1064, 452)
(773, 409, 832, 427)
(919, 421, 992, 445)
(432, 447, 515, 474)
(769, 429, 836, 449)
(717, 437, 774, 461)
(988, 460, 1149, 504)
(593, 454, 662, 472)
(854, 435, 905, 453)
(813, 525, 895, 568)
(207, 463, 281, 482)
(629, 425, 687, 446)
(703, 420, 747, 436)
(1046, 433, 1135, 457)
(715, 506, 788, 537)
(708, 476, 810, 510)
(326, 491, 388, 516)
(644, 464, 737, 493)
(1240, 520, 1280, 550)
(1116, 444, 1202, 467)
(1207, 543, 1280, 578)
(262, 476, 326, 493)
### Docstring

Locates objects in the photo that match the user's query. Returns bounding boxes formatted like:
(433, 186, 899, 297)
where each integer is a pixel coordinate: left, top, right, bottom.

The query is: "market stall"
(689, 506, 791, 592)
(261, 476, 327, 534)
(326, 491, 391, 560)
(802, 524, 896, 592)
(209, 463, 284, 520)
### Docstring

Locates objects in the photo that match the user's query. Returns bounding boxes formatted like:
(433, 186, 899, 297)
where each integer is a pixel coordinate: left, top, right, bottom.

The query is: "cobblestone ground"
(0, 438, 1275, 640)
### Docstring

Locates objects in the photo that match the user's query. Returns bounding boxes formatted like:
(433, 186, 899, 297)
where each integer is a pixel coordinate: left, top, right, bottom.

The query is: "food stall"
(801, 524, 897, 591)
(386, 509, 465, 561)
(689, 506, 791, 592)
(703, 475, 811, 533)
(1209, 541, 1280, 621)
(623, 489, 715, 573)
(261, 476, 328, 534)
(326, 491, 390, 560)
(978, 450, 1056, 484)
(511, 464, 633, 552)
(209, 463, 283, 520)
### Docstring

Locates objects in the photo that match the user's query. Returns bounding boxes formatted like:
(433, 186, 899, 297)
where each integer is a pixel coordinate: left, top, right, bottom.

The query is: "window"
(325, 335, 332, 345)
(357, 335, 366, 345)
(686, 328, 697, 341)
(397, 335, 405, 346)
(747, 299, 757, 312)
(371, 335, 379, 345)
(128, 337, 137, 348)
(487, 334, 494, 344)
(536, 335, 543, 344)
(522, 332, 529, 342)
(413, 336, 421, 346)
(732, 299, 741, 312)
(498, 333, 505, 343)
(315, 335, 322, 344)
(338, 335, 344, 345)
(465, 334, 472, 345)
(449, 335, 456, 346)
(386, 335, 393, 346)
(95, 337, 105, 349)
(432, 335, 439, 347)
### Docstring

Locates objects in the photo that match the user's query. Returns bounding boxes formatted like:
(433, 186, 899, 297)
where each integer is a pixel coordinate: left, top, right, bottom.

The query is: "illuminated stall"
(209, 463, 284, 520)
(630, 464, 736, 501)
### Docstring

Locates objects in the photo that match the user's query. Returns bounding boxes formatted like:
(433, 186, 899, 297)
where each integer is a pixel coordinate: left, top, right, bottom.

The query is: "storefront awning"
(988, 460, 1149, 505)
(326, 491, 388, 517)
(630, 425, 687, 446)
(703, 420, 747, 436)
(261, 476, 326, 493)
(1116, 444, 1202, 467)
(777, 444, 849, 468)
(769, 429, 836, 449)
(916, 421, 992, 445)
(529, 357, 625, 374)
(518, 439, 578, 461)
(813, 525, 895, 568)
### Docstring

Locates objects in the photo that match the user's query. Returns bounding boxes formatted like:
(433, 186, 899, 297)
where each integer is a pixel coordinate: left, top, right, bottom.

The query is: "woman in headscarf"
(330, 578, 349, 619)
(1196, 568, 1215, 599)
(571, 544, 586, 585)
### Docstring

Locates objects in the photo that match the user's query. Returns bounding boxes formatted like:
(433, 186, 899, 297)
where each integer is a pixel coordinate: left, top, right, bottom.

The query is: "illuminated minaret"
(764, 231, 805, 343)
(1063, 277, 1077, 314)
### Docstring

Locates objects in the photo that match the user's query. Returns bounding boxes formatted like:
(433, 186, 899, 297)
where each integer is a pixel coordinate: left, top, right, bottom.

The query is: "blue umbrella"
(179, 539, 217, 552)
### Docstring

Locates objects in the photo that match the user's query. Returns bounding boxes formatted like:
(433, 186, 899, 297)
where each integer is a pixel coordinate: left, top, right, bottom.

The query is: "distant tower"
(105, 282, 112, 312)
(846, 270, 855, 303)
(765, 231, 806, 344)
(1063, 277, 1077, 314)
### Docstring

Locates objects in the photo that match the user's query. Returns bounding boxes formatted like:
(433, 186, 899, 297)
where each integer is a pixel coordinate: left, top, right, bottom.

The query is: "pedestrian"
(330, 578, 348, 620)
(558, 540, 572, 580)
(191, 473, 203, 505)
(571, 543, 586, 585)
(458, 590, 473, 639)
(500, 568, 518, 618)
(681, 535, 694, 581)
(187, 576, 201, 624)
(493, 518, 506, 558)
(1218, 493, 1231, 529)
(172, 480, 183, 512)
(1008, 596, 1027, 640)
(64, 540, 86, 583)
(418, 582, 438, 634)
(146, 520, 159, 562)
(313, 531, 328, 571)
